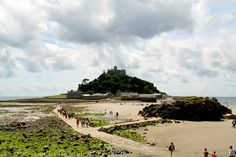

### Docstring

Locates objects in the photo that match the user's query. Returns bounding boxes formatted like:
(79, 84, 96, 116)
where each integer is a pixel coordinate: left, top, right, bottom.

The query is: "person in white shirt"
(229, 146, 236, 157)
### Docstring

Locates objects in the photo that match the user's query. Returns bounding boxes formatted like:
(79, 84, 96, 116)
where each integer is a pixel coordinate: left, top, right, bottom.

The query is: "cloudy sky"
(0, 0, 236, 97)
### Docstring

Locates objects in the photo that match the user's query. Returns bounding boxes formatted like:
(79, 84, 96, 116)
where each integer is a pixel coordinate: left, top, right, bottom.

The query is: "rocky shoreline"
(0, 109, 129, 156)
(141, 97, 232, 121)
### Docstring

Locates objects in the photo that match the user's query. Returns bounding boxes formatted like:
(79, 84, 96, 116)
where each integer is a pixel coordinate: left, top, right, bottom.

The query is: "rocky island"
(67, 66, 166, 102)
(141, 96, 232, 121)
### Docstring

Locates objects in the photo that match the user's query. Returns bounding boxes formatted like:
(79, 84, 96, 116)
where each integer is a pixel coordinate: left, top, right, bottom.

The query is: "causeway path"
(53, 107, 169, 157)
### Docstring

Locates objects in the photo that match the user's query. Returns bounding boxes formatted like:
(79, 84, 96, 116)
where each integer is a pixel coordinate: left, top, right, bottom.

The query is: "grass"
(89, 119, 110, 127)
(46, 94, 67, 99)
(0, 128, 118, 157)
(99, 121, 161, 143)
(112, 130, 145, 142)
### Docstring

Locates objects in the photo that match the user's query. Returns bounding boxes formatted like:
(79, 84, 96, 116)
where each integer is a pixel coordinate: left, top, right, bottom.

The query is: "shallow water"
(0, 105, 53, 124)
(0, 106, 33, 113)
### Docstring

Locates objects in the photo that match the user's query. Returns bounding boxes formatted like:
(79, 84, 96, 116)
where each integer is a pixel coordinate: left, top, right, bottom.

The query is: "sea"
(216, 97, 236, 108)
(0, 96, 38, 101)
(0, 96, 235, 107)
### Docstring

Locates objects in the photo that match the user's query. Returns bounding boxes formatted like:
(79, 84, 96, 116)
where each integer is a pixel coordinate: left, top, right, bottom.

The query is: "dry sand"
(82, 102, 236, 157)
(137, 108, 236, 157)
(3, 101, 235, 156)
(75, 102, 153, 121)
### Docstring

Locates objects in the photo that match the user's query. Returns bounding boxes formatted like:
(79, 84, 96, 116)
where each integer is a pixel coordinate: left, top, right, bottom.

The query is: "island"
(67, 66, 166, 102)
(141, 96, 232, 121)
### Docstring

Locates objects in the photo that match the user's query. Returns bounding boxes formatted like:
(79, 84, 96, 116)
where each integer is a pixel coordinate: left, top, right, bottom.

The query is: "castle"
(107, 66, 126, 75)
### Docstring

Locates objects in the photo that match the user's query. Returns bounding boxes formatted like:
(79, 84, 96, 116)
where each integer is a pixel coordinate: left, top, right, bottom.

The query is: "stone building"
(107, 66, 126, 75)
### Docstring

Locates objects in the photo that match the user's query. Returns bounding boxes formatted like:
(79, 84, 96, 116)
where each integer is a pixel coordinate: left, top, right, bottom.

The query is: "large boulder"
(141, 97, 231, 121)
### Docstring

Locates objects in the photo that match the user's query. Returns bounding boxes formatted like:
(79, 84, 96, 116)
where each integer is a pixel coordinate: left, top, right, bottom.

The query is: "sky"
(0, 0, 236, 97)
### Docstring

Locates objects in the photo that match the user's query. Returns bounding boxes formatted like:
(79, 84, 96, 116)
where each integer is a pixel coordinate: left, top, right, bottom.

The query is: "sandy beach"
(82, 102, 236, 156)
(1, 101, 235, 157)
(73, 101, 153, 123)
(139, 119, 236, 157)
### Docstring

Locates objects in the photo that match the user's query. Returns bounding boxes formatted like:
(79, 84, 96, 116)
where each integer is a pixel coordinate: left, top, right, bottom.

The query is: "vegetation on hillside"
(141, 97, 232, 121)
(78, 71, 160, 94)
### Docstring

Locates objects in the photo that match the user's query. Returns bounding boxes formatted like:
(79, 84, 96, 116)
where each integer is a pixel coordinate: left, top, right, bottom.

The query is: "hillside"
(78, 66, 161, 94)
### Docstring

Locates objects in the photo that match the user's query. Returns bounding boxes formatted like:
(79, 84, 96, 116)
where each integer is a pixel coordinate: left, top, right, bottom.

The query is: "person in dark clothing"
(204, 148, 209, 157)
(168, 142, 175, 157)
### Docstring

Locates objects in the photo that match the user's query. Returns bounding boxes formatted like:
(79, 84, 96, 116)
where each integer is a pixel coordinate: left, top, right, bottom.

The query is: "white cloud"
(48, 0, 194, 43)
(0, 0, 236, 96)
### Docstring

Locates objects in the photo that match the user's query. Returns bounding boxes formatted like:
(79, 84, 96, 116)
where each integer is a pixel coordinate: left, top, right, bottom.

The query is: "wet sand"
(1, 100, 235, 156)
(83, 102, 236, 156)
(137, 108, 236, 157)
(73, 102, 153, 122)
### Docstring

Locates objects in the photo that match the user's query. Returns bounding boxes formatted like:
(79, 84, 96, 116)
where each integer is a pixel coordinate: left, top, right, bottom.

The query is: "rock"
(81, 134, 91, 139)
(22, 133, 27, 138)
(116, 149, 121, 154)
(224, 114, 236, 119)
(74, 136, 80, 140)
(62, 131, 67, 134)
(141, 97, 232, 121)
(60, 135, 66, 140)
(161, 119, 172, 123)
(150, 143, 156, 146)
(91, 151, 97, 157)
(73, 143, 79, 146)
(144, 128, 148, 131)
(8, 147, 14, 152)
(57, 141, 63, 144)
(38, 133, 44, 137)
(43, 145, 49, 152)
(167, 120, 173, 123)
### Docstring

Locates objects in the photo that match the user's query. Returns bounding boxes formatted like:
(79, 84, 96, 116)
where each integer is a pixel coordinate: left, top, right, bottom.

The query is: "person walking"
(168, 142, 175, 157)
(232, 120, 236, 128)
(211, 151, 217, 157)
(204, 148, 209, 157)
(115, 112, 119, 118)
(229, 146, 236, 157)
(76, 118, 80, 128)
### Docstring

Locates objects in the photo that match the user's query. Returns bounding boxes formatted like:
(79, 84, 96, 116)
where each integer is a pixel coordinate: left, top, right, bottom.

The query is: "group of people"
(76, 117, 89, 128)
(168, 143, 236, 157)
(204, 146, 236, 157)
(204, 148, 217, 157)
(104, 109, 119, 118)
(57, 105, 90, 128)
(57, 106, 74, 119)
